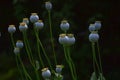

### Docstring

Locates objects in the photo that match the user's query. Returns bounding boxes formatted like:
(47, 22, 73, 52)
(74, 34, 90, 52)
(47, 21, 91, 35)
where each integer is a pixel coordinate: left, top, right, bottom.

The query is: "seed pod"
(8, 25, 16, 33)
(41, 68, 51, 79)
(94, 21, 101, 30)
(59, 34, 69, 45)
(30, 13, 39, 23)
(19, 22, 28, 32)
(89, 31, 99, 42)
(23, 18, 29, 25)
(56, 65, 64, 73)
(88, 24, 96, 32)
(67, 34, 75, 45)
(16, 40, 24, 48)
(45, 1, 52, 10)
(60, 20, 70, 32)
(59, 34, 75, 46)
(34, 20, 44, 30)
(14, 47, 20, 55)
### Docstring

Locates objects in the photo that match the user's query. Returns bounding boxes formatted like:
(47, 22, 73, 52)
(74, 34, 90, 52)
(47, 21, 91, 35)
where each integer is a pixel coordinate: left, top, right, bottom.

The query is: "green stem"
(91, 42, 100, 76)
(22, 31, 40, 80)
(15, 55, 24, 80)
(10, 33, 15, 47)
(24, 32, 34, 63)
(97, 41, 103, 79)
(36, 32, 52, 70)
(17, 54, 32, 80)
(48, 10, 57, 65)
(63, 45, 76, 80)
(34, 29, 44, 68)
(34, 70, 40, 80)
(66, 47, 77, 79)
(22, 31, 34, 67)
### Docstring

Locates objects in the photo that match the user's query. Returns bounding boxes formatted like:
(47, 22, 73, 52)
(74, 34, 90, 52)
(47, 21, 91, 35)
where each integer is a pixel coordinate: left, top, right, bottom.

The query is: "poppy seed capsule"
(8, 25, 16, 33)
(45, 1, 52, 10)
(67, 34, 75, 45)
(59, 34, 69, 45)
(94, 21, 101, 30)
(60, 20, 70, 32)
(56, 65, 64, 73)
(34, 20, 44, 30)
(41, 68, 51, 79)
(30, 13, 39, 23)
(59, 34, 75, 46)
(88, 24, 96, 32)
(23, 18, 29, 25)
(14, 47, 20, 55)
(19, 22, 28, 32)
(16, 40, 24, 48)
(89, 31, 99, 42)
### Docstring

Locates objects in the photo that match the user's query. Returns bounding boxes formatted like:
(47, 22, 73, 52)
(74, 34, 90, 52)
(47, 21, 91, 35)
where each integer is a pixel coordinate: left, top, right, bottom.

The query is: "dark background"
(0, 0, 120, 80)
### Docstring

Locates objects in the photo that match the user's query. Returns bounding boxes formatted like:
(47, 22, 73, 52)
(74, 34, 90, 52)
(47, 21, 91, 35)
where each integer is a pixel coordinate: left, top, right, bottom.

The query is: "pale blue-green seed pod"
(41, 68, 51, 79)
(67, 34, 75, 45)
(19, 22, 28, 32)
(89, 31, 99, 42)
(88, 24, 96, 32)
(60, 20, 70, 32)
(59, 34, 69, 45)
(94, 21, 101, 30)
(23, 18, 29, 25)
(34, 20, 44, 30)
(56, 65, 64, 74)
(14, 47, 20, 55)
(30, 13, 39, 23)
(8, 25, 16, 33)
(16, 40, 24, 48)
(45, 1, 52, 10)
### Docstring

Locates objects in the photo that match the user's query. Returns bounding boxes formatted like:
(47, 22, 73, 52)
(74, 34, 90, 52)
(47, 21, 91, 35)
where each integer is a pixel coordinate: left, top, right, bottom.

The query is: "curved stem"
(66, 46, 77, 79)
(34, 29, 44, 68)
(22, 31, 40, 80)
(63, 45, 76, 80)
(91, 42, 100, 76)
(18, 54, 32, 80)
(97, 41, 103, 79)
(34, 70, 40, 80)
(36, 33, 52, 70)
(23, 32, 34, 64)
(22, 31, 34, 67)
(48, 10, 57, 65)
(10, 33, 15, 47)
(15, 55, 24, 80)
